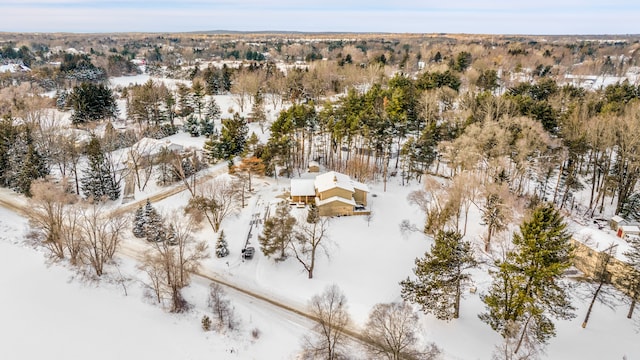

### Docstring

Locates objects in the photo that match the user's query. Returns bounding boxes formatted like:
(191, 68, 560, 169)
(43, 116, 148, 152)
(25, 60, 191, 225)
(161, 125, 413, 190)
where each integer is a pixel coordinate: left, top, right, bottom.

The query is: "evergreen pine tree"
(219, 113, 248, 159)
(400, 230, 477, 320)
(7, 131, 48, 196)
(132, 205, 146, 238)
(206, 98, 222, 121)
(258, 201, 296, 259)
(203, 130, 225, 163)
(184, 115, 200, 137)
(479, 203, 575, 355)
(199, 118, 215, 138)
(215, 230, 229, 258)
(143, 200, 165, 242)
(620, 192, 640, 222)
(81, 135, 120, 201)
(166, 224, 178, 245)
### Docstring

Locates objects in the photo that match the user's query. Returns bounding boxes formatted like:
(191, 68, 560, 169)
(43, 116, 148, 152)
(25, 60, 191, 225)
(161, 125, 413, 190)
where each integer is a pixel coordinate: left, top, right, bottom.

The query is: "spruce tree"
(479, 203, 575, 355)
(206, 98, 222, 121)
(132, 205, 146, 238)
(81, 136, 120, 201)
(185, 115, 200, 137)
(9, 133, 48, 196)
(219, 113, 248, 159)
(259, 201, 296, 259)
(400, 230, 477, 320)
(199, 118, 214, 138)
(215, 230, 229, 258)
(166, 224, 178, 245)
(143, 200, 165, 242)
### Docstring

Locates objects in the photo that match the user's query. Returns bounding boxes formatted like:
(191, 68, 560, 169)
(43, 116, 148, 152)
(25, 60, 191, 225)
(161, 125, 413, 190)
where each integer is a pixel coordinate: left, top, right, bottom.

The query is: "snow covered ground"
(2, 164, 640, 359)
(0, 206, 314, 360)
(2, 73, 640, 359)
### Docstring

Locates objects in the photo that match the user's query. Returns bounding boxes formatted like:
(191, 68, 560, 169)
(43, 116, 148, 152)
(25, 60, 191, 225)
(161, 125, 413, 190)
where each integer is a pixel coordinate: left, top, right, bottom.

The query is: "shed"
(308, 161, 320, 173)
(610, 215, 627, 231)
(617, 225, 640, 239)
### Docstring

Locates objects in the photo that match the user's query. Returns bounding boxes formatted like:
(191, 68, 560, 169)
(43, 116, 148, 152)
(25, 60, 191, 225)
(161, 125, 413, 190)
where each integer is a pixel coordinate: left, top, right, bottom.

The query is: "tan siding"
(354, 189, 367, 206)
(571, 239, 634, 296)
(318, 187, 352, 201)
(318, 202, 353, 216)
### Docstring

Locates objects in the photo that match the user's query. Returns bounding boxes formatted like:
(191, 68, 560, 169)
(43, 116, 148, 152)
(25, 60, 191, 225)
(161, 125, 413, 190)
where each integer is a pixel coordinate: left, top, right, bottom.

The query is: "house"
(129, 137, 184, 162)
(290, 171, 369, 217)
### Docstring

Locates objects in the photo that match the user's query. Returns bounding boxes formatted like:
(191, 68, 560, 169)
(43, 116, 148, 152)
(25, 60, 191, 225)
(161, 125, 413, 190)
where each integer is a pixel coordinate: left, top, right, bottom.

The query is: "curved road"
(0, 171, 379, 353)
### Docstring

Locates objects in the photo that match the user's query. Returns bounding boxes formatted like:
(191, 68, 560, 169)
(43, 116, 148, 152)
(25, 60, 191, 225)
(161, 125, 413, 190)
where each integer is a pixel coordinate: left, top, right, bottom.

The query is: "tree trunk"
(454, 279, 461, 319)
(514, 315, 533, 354)
(582, 281, 604, 328)
(628, 296, 636, 319)
(485, 227, 493, 252)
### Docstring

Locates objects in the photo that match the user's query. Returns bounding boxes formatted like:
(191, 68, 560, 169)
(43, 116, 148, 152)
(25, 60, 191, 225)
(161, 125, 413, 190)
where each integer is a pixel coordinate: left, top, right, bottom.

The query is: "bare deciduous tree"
(185, 177, 239, 232)
(77, 201, 127, 276)
(208, 282, 237, 331)
(127, 139, 155, 192)
(28, 178, 78, 260)
(290, 216, 330, 279)
(362, 302, 437, 360)
(140, 215, 209, 312)
(303, 284, 351, 360)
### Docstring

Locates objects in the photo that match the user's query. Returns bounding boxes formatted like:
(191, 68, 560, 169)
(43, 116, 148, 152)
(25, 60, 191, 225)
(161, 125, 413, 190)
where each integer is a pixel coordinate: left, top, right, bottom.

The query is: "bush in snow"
(201, 315, 212, 331)
(215, 230, 229, 258)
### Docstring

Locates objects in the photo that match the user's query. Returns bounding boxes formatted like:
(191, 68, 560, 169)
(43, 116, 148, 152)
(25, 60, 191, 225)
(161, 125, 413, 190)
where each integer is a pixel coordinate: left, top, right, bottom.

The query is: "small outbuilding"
(308, 161, 320, 173)
(610, 215, 627, 231)
(617, 225, 640, 239)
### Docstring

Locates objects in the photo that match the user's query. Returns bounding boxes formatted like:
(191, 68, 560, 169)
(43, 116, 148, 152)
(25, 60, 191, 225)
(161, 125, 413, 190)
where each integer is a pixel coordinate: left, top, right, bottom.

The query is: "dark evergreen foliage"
(80, 136, 120, 201)
(69, 83, 118, 124)
(215, 230, 230, 258)
(479, 204, 575, 351)
(400, 230, 477, 320)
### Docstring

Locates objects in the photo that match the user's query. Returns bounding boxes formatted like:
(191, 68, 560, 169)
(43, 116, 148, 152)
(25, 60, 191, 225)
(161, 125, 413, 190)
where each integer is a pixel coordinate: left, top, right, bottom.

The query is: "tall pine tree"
(400, 230, 477, 320)
(259, 201, 296, 260)
(479, 203, 575, 355)
(81, 135, 120, 201)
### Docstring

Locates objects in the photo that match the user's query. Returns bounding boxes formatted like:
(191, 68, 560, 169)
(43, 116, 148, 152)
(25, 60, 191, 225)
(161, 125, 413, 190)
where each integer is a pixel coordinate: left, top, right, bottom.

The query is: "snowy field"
(2, 169, 639, 359)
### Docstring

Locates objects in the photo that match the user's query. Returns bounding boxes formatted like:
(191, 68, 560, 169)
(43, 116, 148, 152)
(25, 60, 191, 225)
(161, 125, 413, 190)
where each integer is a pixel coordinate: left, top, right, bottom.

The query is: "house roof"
(290, 179, 316, 197)
(316, 195, 356, 207)
(131, 137, 183, 156)
(611, 215, 626, 223)
(314, 171, 369, 194)
(620, 225, 640, 233)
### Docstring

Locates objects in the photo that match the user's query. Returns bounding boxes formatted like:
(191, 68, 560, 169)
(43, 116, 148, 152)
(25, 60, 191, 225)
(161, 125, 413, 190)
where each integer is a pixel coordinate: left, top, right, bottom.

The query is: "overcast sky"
(1, 0, 639, 34)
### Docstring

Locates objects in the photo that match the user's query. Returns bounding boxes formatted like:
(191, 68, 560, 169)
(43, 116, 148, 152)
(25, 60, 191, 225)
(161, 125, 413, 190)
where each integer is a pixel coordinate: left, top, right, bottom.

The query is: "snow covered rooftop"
(290, 179, 315, 197)
(611, 215, 626, 223)
(314, 171, 368, 194)
(0, 64, 31, 73)
(574, 227, 631, 262)
(131, 137, 183, 156)
(619, 225, 640, 233)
